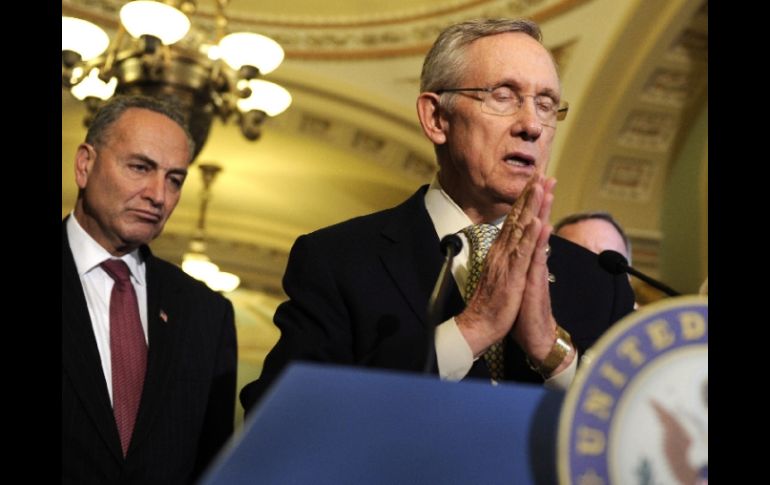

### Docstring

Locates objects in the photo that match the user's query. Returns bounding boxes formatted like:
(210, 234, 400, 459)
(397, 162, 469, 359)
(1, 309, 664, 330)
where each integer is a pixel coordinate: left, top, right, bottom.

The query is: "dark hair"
(554, 211, 632, 256)
(85, 94, 195, 163)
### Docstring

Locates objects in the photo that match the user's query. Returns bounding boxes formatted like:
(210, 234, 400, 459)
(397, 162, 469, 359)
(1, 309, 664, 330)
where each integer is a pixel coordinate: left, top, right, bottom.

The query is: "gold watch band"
(527, 325, 573, 378)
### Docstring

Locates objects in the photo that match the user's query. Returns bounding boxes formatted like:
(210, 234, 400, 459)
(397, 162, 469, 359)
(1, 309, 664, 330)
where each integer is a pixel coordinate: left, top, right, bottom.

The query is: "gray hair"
(420, 18, 543, 111)
(85, 94, 196, 164)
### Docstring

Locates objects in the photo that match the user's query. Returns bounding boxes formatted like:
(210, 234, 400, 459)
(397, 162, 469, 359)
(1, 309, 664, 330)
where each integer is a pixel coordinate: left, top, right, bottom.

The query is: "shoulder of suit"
(549, 234, 596, 259)
(147, 253, 230, 302)
(548, 234, 606, 272)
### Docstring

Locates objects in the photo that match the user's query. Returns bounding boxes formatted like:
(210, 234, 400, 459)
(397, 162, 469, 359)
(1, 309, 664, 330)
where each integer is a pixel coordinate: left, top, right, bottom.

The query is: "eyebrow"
(495, 79, 561, 101)
(130, 153, 189, 177)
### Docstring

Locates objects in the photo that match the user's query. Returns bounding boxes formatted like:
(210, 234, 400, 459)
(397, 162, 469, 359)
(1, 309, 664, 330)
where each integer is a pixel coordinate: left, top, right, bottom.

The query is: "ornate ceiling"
(62, 0, 708, 300)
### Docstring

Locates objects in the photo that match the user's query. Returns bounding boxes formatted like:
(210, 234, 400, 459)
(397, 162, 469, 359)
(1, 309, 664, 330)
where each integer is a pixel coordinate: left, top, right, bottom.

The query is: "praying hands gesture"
(456, 174, 575, 376)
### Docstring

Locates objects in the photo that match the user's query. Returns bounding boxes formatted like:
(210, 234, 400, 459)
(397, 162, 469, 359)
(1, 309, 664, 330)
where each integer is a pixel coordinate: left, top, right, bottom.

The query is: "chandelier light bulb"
(120, 0, 191, 45)
(237, 79, 293, 116)
(202, 44, 221, 61)
(62, 0, 290, 158)
(70, 69, 118, 101)
(218, 32, 285, 75)
(62, 17, 110, 61)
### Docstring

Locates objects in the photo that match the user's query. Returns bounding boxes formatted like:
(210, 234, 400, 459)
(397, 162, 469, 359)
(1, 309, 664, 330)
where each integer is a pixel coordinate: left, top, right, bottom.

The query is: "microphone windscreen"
(440, 234, 463, 256)
(598, 250, 629, 275)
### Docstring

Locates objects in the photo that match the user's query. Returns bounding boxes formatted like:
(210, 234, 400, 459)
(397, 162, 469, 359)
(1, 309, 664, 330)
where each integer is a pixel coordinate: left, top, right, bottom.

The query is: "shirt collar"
(424, 177, 506, 238)
(66, 212, 146, 286)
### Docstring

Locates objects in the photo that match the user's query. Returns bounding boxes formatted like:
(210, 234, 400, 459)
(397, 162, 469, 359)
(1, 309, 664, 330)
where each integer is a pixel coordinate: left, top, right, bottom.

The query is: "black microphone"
(423, 234, 463, 373)
(598, 250, 681, 297)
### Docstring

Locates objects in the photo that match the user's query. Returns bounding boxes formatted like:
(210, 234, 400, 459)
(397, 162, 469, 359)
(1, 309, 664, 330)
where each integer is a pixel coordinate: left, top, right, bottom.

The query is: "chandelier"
(181, 162, 240, 292)
(61, 0, 292, 159)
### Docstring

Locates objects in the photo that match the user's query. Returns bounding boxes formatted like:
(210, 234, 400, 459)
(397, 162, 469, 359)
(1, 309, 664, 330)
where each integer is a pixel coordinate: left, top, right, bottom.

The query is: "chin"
(122, 228, 160, 248)
(497, 185, 525, 203)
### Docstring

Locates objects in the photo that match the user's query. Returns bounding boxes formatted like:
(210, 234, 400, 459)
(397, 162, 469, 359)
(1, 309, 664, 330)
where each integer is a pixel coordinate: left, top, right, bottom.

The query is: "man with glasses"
(241, 18, 634, 412)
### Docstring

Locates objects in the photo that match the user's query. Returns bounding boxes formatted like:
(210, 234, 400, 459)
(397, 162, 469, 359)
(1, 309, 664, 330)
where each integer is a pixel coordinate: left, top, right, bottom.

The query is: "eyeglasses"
(436, 85, 569, 127)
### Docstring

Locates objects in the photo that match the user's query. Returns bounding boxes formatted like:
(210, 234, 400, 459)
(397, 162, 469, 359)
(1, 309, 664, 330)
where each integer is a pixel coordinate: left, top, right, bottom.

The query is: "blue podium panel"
(202, 363, 563, 485)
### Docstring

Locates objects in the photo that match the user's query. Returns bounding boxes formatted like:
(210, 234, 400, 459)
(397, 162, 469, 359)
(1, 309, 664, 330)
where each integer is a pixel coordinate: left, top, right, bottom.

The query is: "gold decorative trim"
(224, 0, 497, 28)
(64, 0, 591, 60)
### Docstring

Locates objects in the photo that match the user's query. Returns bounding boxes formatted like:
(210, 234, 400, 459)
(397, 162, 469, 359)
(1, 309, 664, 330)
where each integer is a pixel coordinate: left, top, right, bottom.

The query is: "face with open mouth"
(435, 32, 561, 222)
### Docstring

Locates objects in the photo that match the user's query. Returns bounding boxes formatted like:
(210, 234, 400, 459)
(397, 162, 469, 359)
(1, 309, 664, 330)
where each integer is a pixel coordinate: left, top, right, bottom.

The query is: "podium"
(202, 363, 564, 484)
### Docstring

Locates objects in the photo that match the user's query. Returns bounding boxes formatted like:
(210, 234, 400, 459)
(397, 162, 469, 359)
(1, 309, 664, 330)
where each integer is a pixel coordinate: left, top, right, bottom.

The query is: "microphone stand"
(625, 266, 681, 297)
(423, 234, 462, 373)
(598, 250, 681, 297)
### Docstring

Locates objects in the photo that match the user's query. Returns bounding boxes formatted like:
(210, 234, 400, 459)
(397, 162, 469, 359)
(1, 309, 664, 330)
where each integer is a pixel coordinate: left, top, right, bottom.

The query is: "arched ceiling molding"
(539, 0, 642, 178)
(550, 0, 706, 230)
(63, 0, 591, 59)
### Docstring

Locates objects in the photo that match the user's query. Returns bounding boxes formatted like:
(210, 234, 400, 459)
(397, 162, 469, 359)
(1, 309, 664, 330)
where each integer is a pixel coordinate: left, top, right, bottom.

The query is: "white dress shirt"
(66, 213, 149, 405)
(423, 179, 577, 390)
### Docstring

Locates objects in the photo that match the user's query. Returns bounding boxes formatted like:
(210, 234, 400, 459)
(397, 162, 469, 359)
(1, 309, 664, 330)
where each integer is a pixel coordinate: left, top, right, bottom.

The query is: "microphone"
(598, 250, 681, 297)
(423, 234, 463, 373)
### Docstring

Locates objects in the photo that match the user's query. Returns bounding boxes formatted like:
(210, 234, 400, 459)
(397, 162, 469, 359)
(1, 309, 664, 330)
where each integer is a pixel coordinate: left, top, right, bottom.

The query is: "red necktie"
(101, 259, 147, 457)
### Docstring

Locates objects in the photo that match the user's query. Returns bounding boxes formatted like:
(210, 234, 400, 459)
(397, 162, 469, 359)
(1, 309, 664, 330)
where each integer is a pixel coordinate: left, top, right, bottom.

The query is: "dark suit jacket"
(62, 220, 238, 484)
(240, 186, 634, 412)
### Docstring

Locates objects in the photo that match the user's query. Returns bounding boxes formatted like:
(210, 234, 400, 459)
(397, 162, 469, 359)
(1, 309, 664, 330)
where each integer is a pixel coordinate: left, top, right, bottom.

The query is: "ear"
(74, 143, 96, 190)
(416, 92, 448, 145)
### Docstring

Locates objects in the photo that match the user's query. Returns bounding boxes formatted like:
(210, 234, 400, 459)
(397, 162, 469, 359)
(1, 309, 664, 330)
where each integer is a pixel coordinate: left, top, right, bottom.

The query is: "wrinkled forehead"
(567, 219, 627, 253)
(104, 109, 193, 165)
(462, 32, 560, 95)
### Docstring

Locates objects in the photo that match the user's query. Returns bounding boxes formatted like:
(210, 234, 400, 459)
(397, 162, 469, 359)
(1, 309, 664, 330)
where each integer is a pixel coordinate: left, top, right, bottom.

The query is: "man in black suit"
(241, 18, 634, 412)
(62, 95, 237, 484)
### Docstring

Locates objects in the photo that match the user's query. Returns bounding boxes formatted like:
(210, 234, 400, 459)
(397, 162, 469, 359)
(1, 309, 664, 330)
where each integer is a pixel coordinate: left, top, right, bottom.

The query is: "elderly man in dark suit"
(62, 95, 237, 484)
(241, 18, 634, 413)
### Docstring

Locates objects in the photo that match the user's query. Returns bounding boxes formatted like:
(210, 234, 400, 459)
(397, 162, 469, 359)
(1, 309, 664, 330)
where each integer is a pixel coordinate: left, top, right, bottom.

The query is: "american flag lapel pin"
(160, 309, 168, 323)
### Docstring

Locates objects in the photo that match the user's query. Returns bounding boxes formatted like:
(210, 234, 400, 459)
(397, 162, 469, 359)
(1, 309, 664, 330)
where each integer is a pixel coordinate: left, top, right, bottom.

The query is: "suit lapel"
(61, 222, 125, 462)
(378, 187, 464, 327)
(129, 248, 182, 453)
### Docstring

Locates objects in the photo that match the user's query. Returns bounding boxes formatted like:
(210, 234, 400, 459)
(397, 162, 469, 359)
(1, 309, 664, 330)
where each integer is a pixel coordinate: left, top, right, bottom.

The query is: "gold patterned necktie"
(461, 224, 505, 381)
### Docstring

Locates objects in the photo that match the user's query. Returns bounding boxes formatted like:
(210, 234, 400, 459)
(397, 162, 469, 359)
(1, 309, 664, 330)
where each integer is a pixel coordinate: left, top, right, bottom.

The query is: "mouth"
(503, 152, 536, 168)
(131, 210, 162, 223)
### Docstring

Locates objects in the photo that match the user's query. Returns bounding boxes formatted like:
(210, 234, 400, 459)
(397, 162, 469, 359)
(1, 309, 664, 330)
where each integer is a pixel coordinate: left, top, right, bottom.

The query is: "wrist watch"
(527, 325, 573, 378)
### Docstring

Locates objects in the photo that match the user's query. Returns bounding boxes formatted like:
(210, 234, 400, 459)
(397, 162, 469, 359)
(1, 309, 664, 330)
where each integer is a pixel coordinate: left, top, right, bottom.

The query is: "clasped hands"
(456, 174, 574, 377)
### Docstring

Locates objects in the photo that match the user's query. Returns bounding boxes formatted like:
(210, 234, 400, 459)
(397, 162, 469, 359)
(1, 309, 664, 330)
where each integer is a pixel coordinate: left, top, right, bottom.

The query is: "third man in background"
(554, 211, 632, 263)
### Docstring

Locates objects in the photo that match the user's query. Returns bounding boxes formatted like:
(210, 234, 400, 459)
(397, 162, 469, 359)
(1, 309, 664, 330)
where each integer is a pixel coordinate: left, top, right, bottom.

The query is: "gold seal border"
(557, 294, 708, 484)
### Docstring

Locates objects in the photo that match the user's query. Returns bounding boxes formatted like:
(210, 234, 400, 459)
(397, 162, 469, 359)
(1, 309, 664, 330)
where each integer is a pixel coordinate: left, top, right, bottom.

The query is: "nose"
(142, 173, 166, 207)
(510, 99, 543, 141)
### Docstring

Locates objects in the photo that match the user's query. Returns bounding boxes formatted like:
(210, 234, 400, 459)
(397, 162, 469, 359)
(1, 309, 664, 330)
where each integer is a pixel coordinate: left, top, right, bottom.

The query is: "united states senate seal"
(558, 295, 708, 485)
